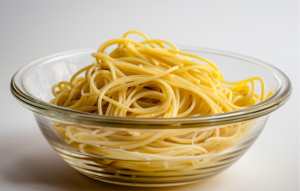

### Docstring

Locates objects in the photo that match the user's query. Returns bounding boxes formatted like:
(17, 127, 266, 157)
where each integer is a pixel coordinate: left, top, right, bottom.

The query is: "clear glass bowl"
(10, 47, 291, 187)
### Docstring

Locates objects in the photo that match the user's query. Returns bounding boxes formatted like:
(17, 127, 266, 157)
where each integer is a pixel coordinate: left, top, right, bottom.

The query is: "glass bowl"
(10, 47, 291, 187)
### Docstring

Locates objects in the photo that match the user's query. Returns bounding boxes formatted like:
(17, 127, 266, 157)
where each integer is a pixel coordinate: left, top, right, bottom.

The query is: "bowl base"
(79, 171, 212, 187)
(51, 146, 250, 187)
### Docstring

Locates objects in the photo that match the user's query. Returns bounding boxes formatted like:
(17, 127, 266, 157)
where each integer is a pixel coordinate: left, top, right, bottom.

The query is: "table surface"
(0, 1, 298, 191)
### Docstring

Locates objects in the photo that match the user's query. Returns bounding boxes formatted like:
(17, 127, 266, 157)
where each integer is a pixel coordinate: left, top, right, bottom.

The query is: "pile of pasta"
(51, 31, 270, 174)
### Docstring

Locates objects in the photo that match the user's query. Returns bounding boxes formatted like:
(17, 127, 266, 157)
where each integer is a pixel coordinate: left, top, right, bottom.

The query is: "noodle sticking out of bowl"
(50, 31, 273, 177)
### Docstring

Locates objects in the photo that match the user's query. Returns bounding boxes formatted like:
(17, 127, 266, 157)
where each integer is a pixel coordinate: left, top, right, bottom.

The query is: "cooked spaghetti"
(50, 31, 272, 175)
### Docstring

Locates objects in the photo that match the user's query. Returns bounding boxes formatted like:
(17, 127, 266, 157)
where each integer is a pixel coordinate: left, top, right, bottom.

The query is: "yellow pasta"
(50, 30, 272, 176)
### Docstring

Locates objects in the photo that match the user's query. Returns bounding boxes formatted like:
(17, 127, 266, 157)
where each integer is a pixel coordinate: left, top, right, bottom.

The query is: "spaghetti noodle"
(50, 31, 271, 176)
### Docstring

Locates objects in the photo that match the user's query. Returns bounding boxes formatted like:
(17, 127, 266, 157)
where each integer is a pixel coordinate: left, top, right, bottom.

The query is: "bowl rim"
(10, 46, 292, 129)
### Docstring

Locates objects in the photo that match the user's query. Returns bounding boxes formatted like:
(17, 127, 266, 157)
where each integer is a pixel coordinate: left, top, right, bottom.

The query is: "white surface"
(0, 1, 299, 191)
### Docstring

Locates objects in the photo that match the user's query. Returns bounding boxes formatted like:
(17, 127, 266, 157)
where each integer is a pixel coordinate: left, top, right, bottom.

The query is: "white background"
(0, 1, 299, 191)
